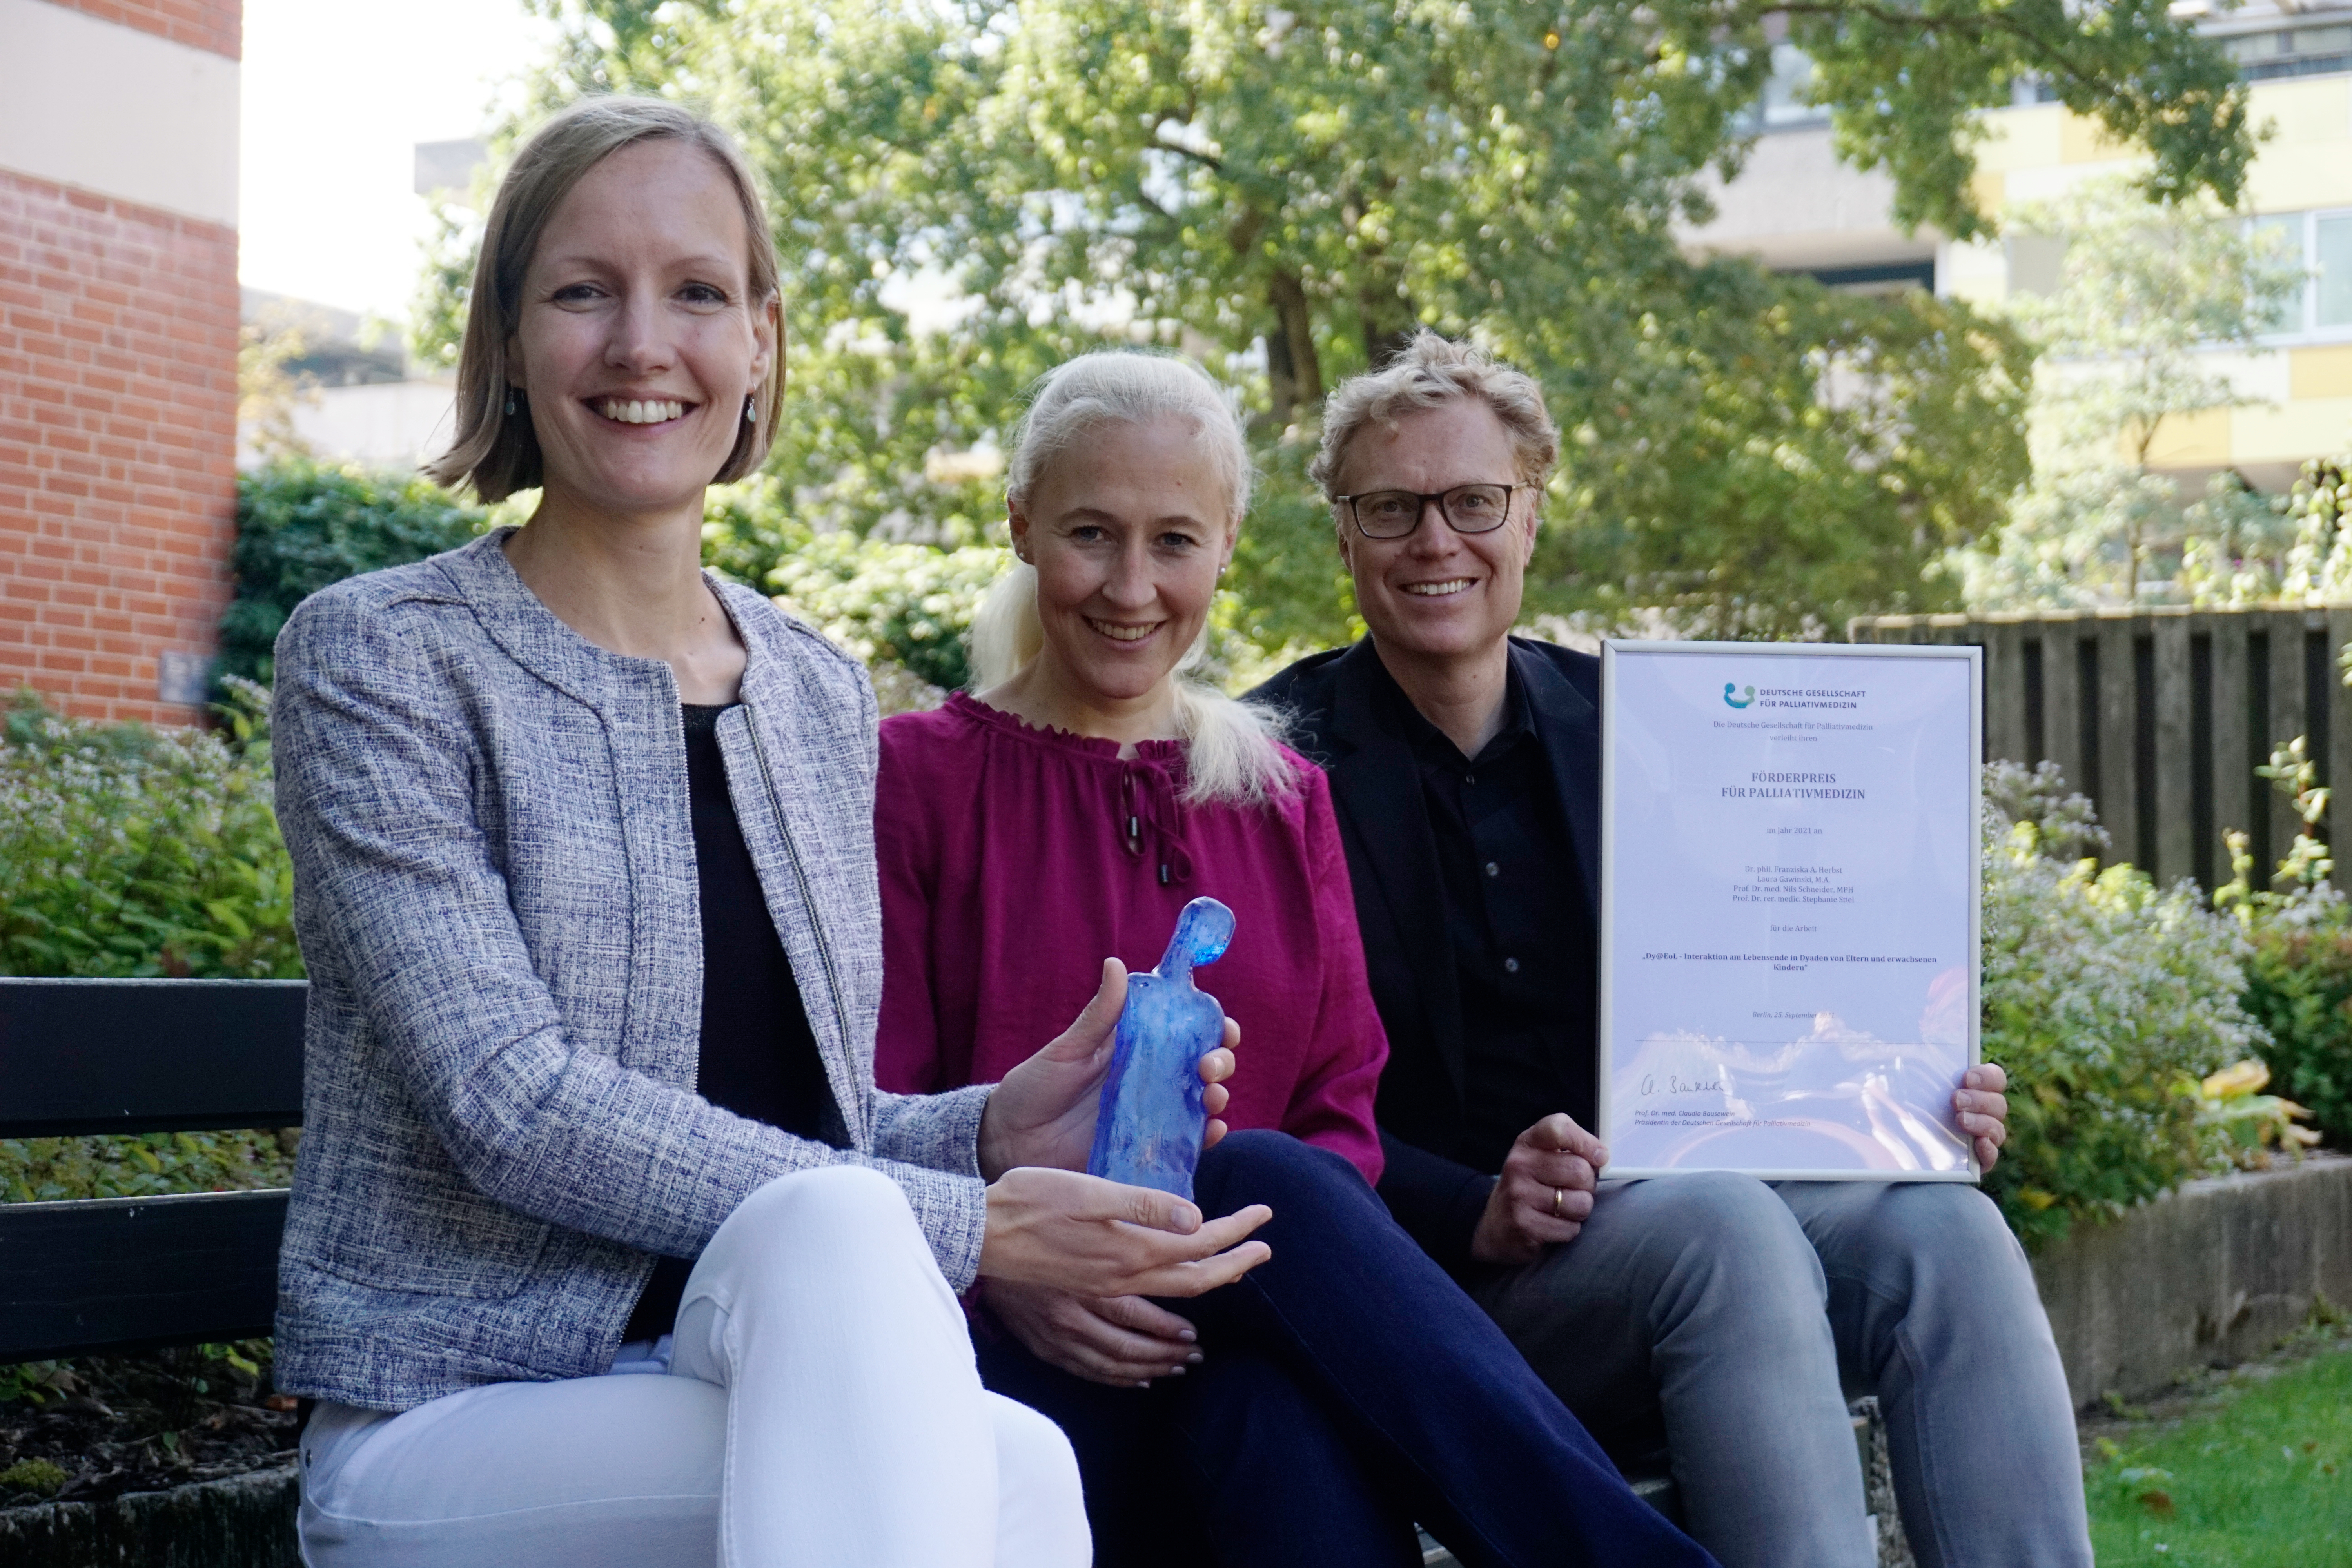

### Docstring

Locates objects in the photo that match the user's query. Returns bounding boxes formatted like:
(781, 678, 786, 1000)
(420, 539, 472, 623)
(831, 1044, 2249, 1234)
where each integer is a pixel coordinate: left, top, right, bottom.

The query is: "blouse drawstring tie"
(1119, 760, 1194, 887)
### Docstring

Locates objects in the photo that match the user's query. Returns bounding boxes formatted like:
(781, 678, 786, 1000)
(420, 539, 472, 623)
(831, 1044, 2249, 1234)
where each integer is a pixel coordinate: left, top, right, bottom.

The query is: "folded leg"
(1185, 1131, 1718, 1568)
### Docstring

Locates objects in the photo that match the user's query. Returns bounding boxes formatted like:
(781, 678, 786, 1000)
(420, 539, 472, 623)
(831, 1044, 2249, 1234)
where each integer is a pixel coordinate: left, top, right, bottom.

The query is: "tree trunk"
(1358, 277, 1417, 368)
(1267, 271, 1321, 429)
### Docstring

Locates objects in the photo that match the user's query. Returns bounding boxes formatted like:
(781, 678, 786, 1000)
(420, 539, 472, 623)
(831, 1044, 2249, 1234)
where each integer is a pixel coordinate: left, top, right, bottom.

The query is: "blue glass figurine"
(1086, 897, 1236, 1200)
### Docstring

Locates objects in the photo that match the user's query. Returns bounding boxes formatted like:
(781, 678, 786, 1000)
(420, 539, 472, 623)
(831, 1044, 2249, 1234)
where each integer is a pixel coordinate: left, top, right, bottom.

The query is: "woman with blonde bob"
(874, 352, 1716, 1567)
(268, 98, 1276, 1567)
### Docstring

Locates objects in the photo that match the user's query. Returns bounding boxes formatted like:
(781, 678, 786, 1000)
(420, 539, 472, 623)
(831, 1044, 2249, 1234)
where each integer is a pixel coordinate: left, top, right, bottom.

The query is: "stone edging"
(0, 1460, 296, 1568)
(2031, 1152, 2352, 1408)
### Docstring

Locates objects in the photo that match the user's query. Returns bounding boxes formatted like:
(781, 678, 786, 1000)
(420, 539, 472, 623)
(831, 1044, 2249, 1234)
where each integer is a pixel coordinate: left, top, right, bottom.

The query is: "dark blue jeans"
(975, 1131, 1717, 1568)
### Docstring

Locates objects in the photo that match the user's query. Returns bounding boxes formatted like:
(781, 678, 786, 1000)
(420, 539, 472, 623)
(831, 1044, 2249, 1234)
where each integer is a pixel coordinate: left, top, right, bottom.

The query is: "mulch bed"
(0, 1343, 298, 1510)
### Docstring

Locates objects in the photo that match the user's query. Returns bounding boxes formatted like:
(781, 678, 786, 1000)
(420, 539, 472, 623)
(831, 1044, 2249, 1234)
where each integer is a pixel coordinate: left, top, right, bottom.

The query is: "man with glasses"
(1249, 332, 2090, 1568)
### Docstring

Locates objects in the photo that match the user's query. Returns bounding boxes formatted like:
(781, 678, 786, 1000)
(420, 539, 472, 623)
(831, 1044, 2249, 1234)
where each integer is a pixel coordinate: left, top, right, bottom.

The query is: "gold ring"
(1552, 1186, 1566, 1219)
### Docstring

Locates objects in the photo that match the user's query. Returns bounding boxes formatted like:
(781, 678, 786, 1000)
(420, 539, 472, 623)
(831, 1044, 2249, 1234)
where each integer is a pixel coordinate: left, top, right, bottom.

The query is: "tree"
(1954, 177, 2304, 608)
(426, 0, 2253, 647)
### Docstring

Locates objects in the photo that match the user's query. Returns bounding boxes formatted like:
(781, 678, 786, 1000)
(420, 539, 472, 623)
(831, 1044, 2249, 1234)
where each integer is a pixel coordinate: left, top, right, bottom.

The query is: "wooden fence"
(1849, 606, 2352, 891)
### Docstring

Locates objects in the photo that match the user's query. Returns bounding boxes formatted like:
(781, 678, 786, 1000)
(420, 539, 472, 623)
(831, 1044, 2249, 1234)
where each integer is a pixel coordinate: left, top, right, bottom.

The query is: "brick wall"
(44, 0, 241, 60)
(0, 169, 240, 724)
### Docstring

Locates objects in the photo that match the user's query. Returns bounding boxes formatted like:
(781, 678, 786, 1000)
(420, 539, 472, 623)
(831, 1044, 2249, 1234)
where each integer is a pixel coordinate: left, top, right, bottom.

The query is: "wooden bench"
(1, 976, 1897, 1561)
(0, 978, 305, 1365)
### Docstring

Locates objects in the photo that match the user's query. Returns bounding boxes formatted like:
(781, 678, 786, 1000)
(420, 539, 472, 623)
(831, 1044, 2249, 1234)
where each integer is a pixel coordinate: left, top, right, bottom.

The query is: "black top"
(623, 702, 838, 1342)
(1376, 662, 1598, 1173)
(1245, 636, 1607, 1275)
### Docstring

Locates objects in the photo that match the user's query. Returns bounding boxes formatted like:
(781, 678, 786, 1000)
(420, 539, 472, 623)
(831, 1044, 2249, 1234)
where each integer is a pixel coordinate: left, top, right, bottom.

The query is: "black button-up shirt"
(1372, 661, 1599, 1173)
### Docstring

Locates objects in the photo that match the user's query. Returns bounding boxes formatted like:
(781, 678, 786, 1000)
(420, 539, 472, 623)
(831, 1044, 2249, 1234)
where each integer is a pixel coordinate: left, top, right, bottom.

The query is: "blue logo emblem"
(1723, 682, 1754, 710)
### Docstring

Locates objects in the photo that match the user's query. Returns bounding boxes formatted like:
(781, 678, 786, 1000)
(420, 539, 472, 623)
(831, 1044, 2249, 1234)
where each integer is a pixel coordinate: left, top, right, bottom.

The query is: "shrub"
(0, 684, 298, 980)
(1, 686, 303, 1209)
(2238, 923, 2352, 1146)
(1980, 761, 2264, 1248)
(770, 534, 1012, 695)
(2215, 740, 2352, 1148)
(1, 1129, 298, 1206)
(223, 458, 485, 688)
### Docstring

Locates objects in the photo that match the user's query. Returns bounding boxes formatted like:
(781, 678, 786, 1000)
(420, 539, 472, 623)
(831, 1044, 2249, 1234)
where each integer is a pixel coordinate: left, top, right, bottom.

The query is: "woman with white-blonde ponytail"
(873, 352, 1716, 1568)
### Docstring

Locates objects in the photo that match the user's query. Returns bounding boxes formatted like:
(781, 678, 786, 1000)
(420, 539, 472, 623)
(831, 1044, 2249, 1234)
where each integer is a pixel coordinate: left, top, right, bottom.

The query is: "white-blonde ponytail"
(968, 561, 1046, 694)
(974, 351, 1296, 808)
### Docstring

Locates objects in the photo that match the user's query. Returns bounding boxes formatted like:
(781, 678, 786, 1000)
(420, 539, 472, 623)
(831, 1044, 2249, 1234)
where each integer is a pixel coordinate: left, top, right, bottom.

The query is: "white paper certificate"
(1597, 641, 1981, 1181)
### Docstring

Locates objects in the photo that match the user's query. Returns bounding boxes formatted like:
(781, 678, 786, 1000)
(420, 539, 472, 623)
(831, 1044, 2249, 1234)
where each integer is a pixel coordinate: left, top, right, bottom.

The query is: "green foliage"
(1792, 1, 2252, 234)
(0, 686, 300, 981)
(2238, 925, 2352, 1149)
(771, 534, 1011, 694)
(2214, 742, 2352, 1150)
(1541, 277, 2032, 637)
(1, 690, 303, 1213)
(429, 0, 2250, 647)
(0, 1458, 67, 1497)
(0, 1128, 298, 1206)
(225, 458, 487, 688)
(1980, 760, 2263, 1248)
(701, 477, 1005, 693)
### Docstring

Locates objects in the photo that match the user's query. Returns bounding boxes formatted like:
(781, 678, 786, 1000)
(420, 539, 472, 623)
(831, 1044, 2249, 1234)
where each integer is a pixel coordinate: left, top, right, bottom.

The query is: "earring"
(504, 390, 517, 416)
(743, 394, 755, 424)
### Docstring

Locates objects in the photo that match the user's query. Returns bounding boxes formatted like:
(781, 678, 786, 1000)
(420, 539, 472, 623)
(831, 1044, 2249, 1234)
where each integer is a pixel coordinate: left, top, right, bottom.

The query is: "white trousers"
(297, 1166, 1089, 1568)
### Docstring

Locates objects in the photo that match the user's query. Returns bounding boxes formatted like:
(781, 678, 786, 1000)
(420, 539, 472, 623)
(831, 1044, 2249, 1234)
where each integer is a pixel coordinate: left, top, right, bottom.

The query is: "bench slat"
(0, 1189, 287, 1362)
(0, 978, 306, 1138)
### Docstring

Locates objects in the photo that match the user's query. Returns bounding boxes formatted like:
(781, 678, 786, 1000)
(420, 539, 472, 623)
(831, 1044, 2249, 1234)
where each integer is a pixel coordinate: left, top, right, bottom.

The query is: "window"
(2223, 25, 2352, 81)
(2252, 215, 2303, 334)
(2318, 215, 2352, 329)
(2245, 210, 2352, 339)
(1756, 44, 1830, 131)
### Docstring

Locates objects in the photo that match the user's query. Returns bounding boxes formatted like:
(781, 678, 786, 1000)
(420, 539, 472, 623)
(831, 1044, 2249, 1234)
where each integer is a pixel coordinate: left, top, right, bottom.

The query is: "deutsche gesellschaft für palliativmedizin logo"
(1723, 682, 1755, 710)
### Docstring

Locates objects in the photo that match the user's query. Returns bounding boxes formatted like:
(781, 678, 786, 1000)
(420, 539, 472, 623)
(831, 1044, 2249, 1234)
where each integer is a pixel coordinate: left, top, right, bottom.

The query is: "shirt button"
(1484, 861, 1500, 878)
(1464, 773, 1477, 785)
(1503, 957, 1521, 974)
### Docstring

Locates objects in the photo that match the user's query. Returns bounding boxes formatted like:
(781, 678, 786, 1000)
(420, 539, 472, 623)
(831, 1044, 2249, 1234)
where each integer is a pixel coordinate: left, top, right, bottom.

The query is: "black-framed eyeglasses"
(1334, 483, 1528, 540)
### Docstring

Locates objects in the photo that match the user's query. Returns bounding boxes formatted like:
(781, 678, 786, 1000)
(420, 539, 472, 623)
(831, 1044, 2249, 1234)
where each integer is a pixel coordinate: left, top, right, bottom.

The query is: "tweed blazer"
(269, 530, 992, 1412)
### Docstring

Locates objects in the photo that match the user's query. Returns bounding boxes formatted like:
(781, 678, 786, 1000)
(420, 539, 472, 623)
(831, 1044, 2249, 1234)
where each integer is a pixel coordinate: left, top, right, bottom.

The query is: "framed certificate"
(1597, 641, 1981, 1181)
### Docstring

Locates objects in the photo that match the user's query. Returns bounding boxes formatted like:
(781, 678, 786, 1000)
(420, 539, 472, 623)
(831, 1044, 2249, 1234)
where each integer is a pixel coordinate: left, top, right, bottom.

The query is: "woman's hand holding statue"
(978, 957, 1235, 1178)
(976, 956, 1269, 1306)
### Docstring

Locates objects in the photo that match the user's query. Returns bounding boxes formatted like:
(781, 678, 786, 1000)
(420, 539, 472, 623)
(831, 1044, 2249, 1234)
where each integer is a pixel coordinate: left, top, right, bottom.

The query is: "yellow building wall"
(2142, 408, 2233, 468)
(1972, 74, 2352, 475)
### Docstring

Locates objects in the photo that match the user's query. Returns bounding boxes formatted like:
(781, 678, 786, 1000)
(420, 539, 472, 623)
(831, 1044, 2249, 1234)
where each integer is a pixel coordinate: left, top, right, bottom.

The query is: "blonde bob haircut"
(968, 351, 1297, 808)
(1309, 329, 1561, 503)
(423, 97, 784, 501)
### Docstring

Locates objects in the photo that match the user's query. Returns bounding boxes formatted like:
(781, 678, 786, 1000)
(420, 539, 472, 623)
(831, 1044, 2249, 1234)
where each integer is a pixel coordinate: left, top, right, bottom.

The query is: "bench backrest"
(0, 978, 306, 1363)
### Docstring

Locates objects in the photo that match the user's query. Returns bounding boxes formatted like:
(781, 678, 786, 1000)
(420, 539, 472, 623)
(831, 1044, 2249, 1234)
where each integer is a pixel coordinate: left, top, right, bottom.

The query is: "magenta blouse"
(872, 693, 1388, 1185)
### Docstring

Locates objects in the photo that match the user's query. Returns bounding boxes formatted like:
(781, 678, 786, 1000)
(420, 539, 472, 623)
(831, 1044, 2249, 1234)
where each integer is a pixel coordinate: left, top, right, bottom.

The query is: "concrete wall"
(2032, 1154, 2352, 1407)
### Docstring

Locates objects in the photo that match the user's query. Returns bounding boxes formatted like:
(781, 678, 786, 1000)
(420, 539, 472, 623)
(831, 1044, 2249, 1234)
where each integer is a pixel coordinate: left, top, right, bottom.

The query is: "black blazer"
(1248, 635, 1604, 1270)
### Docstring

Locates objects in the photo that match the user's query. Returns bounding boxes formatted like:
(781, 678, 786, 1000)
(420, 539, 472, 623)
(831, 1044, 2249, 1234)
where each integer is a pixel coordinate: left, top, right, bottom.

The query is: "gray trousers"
(1466, 1174, 2091, 1568)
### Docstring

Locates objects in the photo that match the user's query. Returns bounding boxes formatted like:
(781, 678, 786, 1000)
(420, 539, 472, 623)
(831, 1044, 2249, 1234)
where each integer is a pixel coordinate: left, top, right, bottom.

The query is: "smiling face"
(1009, 416, 1238, 710)
(507, 138, 775, 522)
(1333, 398, 1538, 667)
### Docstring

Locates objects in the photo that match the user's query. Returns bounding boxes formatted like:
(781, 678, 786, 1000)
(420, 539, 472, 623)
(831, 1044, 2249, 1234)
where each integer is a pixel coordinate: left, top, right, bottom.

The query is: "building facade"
(1686, 2, 2352, 495)
(0, 0, 242, 722)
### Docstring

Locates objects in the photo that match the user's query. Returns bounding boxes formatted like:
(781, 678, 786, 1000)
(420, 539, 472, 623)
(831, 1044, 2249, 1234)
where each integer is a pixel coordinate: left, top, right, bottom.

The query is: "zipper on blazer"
(740, 706, 857, 1105)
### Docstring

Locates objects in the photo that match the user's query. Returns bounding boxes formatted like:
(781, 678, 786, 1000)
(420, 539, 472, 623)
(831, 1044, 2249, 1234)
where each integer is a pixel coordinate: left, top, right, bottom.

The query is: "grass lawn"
(2085, 1329, 2352, 1565)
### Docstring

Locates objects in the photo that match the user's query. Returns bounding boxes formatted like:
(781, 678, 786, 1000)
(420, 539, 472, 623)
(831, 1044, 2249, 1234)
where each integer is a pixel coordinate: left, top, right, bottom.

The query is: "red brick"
(0, 169, 234, 722)
(42, 2, 240, 60)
